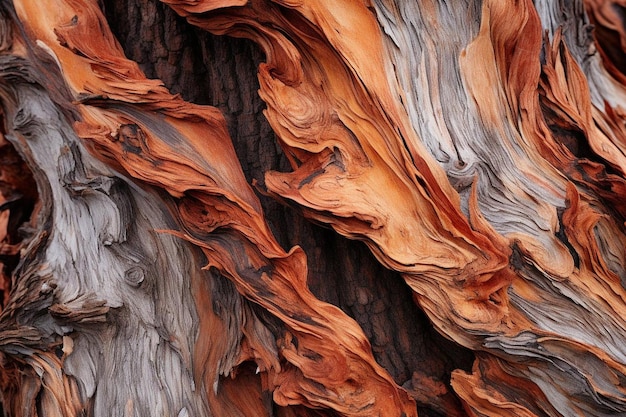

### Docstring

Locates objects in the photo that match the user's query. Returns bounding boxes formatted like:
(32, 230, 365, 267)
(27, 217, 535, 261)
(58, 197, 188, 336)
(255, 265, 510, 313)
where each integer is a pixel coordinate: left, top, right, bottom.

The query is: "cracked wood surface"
(0, 0, 626, 416)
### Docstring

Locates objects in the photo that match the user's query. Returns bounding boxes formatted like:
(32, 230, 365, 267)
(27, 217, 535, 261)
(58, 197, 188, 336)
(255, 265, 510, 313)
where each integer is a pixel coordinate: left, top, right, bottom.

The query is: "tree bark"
(1, 0, 625, 416)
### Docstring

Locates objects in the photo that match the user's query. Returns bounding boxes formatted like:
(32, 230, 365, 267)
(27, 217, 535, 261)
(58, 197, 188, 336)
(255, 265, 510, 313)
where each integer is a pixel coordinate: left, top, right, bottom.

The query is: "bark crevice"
(2, 0, 626, 416)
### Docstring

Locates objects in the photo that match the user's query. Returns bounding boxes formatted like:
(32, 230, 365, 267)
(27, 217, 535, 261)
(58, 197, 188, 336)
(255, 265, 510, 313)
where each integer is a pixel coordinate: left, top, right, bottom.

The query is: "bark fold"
(1, 0, 626, 416)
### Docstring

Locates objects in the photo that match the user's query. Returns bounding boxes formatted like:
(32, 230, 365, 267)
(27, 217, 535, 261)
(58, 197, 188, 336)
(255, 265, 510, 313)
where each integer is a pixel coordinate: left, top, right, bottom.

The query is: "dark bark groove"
(2, 0, 626, 416)
(101, 2, 473, 415)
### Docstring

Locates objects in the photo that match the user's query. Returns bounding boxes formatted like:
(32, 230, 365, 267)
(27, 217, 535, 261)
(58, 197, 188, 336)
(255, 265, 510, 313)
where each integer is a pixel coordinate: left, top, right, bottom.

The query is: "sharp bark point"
(1, 0, 626, 416)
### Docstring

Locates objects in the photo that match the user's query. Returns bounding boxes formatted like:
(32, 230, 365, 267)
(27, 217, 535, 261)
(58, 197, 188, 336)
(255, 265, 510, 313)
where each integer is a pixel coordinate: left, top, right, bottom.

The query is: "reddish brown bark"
(1, 0, 626, 416)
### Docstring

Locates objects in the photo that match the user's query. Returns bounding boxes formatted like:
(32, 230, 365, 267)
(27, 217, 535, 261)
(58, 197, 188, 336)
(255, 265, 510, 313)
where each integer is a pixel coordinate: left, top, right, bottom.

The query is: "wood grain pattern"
(0, 0, 625, 416)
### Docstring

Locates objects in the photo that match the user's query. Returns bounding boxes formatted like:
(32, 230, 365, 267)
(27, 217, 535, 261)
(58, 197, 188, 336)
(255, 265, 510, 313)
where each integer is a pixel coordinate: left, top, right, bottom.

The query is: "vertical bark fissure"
(2, 0, 626, 416)
(101, 2, 474, 415)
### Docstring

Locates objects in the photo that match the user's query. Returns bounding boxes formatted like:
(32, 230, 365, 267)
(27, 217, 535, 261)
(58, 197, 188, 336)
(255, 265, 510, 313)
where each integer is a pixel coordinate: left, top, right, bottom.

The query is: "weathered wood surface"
(1, 0, 626, 416)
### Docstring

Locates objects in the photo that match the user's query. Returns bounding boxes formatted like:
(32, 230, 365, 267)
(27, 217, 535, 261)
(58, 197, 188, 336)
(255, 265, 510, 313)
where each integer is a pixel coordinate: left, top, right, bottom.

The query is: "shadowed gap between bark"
(101, 1, 475, 415)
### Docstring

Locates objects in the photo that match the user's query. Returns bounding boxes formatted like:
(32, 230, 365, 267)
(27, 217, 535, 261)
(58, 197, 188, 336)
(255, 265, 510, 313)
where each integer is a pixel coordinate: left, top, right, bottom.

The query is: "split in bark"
(1, 0, 626, 416)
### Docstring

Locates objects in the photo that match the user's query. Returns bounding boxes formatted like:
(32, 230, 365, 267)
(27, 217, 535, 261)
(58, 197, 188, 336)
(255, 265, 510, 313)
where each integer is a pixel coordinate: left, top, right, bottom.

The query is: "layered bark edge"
(0, 0, 626, 416)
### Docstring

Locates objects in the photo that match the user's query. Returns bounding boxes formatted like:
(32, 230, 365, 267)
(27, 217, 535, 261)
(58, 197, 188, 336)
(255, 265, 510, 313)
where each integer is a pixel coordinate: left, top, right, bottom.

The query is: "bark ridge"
(1, 0, 626, 416)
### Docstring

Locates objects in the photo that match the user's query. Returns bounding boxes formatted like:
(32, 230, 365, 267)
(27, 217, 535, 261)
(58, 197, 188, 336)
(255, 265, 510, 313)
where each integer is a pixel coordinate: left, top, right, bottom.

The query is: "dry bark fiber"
(1, 0, 626, 416)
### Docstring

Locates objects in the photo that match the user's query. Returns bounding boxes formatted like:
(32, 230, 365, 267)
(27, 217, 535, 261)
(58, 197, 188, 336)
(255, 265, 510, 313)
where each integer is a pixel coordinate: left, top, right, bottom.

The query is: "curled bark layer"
(1, 0, 626, 416)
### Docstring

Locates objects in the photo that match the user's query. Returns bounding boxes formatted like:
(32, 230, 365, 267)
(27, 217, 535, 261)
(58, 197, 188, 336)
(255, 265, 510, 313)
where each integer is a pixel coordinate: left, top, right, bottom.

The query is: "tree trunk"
(1, 0, 625, 416)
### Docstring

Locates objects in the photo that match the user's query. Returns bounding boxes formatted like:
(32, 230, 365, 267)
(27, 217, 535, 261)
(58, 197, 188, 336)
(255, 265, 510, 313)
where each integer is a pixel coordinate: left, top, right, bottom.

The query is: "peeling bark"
(1, 0, 626, 416)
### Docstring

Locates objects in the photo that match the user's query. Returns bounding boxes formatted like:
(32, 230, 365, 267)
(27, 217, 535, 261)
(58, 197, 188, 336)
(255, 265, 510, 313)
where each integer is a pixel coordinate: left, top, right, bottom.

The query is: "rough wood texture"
(1, 0, 626, 416)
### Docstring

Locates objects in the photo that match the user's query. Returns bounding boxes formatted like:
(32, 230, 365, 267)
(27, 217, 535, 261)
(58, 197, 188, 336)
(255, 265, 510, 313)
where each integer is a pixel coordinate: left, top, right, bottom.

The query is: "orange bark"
(1, 0, 626, 416)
